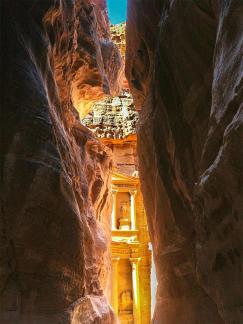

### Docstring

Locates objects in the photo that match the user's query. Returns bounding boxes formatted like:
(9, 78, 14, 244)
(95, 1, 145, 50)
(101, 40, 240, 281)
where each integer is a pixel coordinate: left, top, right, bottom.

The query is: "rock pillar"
(111, 257, 120, 317)
(130, 257, 141, 324)
(129, 190, 137, 230)
(111, 190, 118, 230)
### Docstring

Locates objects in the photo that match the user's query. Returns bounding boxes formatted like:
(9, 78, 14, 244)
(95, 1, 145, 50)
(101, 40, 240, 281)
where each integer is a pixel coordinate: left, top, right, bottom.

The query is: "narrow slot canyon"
(1, 1, 242, 324)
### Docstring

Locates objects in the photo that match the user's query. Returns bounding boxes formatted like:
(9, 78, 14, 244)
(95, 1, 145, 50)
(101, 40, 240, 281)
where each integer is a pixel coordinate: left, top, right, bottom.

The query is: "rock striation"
(83, 23, 139, 177)
(1, 0, 122, 323)
(126, 0, 243, 323)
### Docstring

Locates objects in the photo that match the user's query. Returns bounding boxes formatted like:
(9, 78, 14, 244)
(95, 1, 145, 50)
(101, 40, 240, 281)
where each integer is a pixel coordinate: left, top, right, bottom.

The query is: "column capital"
(112, 257, 120, 263)
(129, 189, 137, 196)
(130, 257, 141, 266)
(112, 189, 118, 195)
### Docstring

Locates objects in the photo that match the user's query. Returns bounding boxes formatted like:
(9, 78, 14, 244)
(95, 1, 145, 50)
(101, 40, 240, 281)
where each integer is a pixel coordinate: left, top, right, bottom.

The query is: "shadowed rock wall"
(1, 0, 121, 323)
(126, 0, 243, 323)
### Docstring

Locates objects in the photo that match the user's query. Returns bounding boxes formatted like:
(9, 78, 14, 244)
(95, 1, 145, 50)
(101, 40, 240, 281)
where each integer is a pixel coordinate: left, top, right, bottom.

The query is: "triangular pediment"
(112, 171, 139, 185)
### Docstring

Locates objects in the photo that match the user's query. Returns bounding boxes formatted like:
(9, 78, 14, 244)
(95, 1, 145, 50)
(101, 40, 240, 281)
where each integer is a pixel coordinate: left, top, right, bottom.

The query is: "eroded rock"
(82, 90, 138, 140)
(126, 0, 243, 323)
(83, 23, 138, 177)
(1, 0, 121, 322)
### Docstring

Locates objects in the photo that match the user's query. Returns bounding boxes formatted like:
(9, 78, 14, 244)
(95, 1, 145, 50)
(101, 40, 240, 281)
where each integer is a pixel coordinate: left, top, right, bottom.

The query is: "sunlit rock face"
(83, 23, 138, 177)
(126, 0, 243, 323)
(83, 90, 138, 140)
(48, 0, 122, 118)
(1, 0, 122, 323)
(111, 23, 126, 59)
(111, 22, 129, 91)
(83, 90, 138, 176)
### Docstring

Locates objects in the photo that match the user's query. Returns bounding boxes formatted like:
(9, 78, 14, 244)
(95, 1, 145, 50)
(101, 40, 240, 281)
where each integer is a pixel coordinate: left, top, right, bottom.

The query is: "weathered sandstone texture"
(82, 90, 138, 140)
(110, 22, 129, 90)
(83, 23, 138, 177)
(1, 0, 121, 323)
(82, 90, 138, 176)
(111, 23, 126, 59)
(126, 1, 243, 323)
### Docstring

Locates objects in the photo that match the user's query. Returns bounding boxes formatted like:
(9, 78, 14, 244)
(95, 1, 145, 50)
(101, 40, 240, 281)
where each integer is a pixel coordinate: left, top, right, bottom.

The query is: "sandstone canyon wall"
(1, 0, 121, 323)
(126, 1, 243, 323)
(83, 23, 139, 177)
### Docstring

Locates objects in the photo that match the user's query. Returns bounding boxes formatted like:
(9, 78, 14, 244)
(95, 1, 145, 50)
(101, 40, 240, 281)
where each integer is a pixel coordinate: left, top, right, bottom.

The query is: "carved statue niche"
(119, 289, 133, 314)
(118, 201, 130, 230)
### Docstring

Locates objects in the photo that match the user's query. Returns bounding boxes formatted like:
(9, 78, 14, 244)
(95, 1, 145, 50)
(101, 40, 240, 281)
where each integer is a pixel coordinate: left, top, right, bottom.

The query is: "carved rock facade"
(83, 90, 138, 141)
(126, 1, 243, 323)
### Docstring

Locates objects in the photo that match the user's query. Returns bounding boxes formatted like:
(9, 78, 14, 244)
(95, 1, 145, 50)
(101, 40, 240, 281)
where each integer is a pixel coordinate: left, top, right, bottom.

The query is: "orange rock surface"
(1, 0, 122, 323)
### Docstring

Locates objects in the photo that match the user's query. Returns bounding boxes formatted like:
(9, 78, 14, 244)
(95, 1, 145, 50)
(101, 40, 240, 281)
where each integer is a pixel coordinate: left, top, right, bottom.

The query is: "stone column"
(111, 257, 120, 317)
(111, 190, 118, 230)
(130, 257, 141, 324)
(129, 190, 137, 230)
